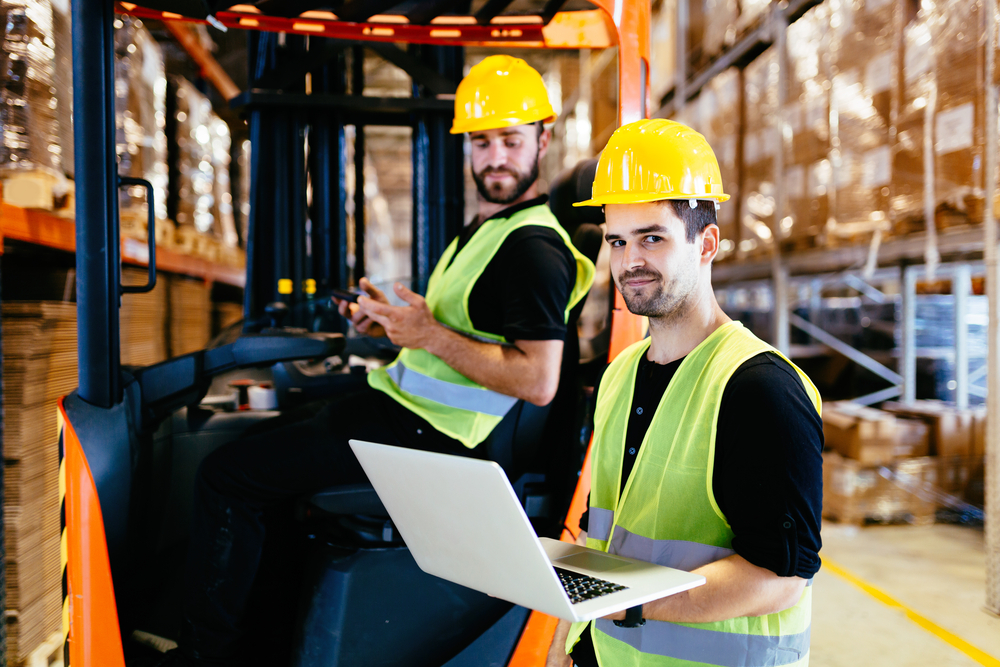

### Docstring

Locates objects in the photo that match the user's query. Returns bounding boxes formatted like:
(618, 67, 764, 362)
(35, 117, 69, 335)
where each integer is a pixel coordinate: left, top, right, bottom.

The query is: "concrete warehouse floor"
(813, 523, 1000, 667)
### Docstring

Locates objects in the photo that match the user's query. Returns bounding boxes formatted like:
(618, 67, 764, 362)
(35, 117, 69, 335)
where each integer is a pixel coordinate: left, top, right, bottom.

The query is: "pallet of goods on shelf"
(121, 266, 169, 367)
(170, 76, 241, 259)
(739, 46, 779, 259)
(781, 1, 831, 254)
(114, 14, 169, 226)
(2, 301, 77, 663)
(692, 68, 741, 261)
(213, 300, 244, 336)
(686, 0, 739, 72)
(896, 0, 985, 236)
(649, 0, 676, 103)
(826, 0, 894, 249)
(169, 274, 212, 358)
(0, 0, 73, 213)
(822, 451, 938, 526)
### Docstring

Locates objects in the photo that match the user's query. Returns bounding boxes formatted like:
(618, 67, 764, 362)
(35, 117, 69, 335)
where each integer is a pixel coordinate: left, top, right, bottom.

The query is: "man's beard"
(617, 267, 697, 322)
(472, 158, 540, 205)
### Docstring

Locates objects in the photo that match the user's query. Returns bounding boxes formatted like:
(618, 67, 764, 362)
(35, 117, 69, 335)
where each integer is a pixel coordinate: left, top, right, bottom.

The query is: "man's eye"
(506, 141, 521, 148)
(609, 240, 625, 247)
(645, 236, 662, 243)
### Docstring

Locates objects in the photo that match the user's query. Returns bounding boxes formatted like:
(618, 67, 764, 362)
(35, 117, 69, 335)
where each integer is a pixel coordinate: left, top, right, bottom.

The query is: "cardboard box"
(823, 452, 937, 525)
(893, 418, 930, 458)
(823, 402, 897, 465)
(881, 400, 974, 458)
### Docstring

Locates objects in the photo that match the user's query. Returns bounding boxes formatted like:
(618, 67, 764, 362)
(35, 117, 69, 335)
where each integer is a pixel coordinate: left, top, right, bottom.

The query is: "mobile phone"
(330, 288, 364, 303)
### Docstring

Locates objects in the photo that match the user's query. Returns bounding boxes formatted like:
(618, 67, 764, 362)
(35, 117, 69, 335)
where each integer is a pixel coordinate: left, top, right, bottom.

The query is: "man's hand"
(357, 283, 444, 350)
(334, 277, 388, 337)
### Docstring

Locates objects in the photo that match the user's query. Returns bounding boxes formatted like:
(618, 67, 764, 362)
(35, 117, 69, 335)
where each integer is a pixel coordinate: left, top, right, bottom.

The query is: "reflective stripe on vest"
(588, 507, 615, 542)
(386, 362, 518, 418)
(609, 524, 736, 572)
(594, 618, 811, 667)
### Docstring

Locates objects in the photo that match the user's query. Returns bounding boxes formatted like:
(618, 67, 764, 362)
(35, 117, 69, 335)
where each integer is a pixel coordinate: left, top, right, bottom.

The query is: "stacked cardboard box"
(213, 301, 244, 337)
(740, 47, 779, 259)
(928, 0, 985, 230)
(695, 68, 741, 260)
(169, 275, 212, 357)
(827, 0, 895, 246)
(882, 400, 986, 500)
(823, 451, 937, 525)
(649, 0, 676, 104)
(783, 2, 832, 252)
(120, 267, 169, 367)
(2, 301, 77, 662)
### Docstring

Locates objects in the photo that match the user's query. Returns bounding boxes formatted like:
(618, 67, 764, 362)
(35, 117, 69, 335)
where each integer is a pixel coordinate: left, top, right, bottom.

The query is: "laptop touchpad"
(554, 551, 633, 573)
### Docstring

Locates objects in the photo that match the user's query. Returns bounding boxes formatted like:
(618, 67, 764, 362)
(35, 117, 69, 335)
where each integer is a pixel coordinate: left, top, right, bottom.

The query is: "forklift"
(58, 1, 650, 665)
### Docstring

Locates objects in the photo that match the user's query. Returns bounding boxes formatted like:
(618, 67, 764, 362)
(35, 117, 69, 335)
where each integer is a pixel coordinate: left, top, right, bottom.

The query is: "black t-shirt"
(453, 196, 576, 342)
(571, 350, 824, 667)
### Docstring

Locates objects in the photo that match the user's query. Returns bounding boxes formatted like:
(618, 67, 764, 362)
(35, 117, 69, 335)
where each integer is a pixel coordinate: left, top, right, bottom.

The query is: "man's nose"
(621, 241, 644, 270)
(487, 140, 508, 167)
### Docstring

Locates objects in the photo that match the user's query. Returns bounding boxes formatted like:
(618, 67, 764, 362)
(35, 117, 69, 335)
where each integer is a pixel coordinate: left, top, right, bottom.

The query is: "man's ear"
(538, 126, 552, 159)
(701, 223, 720, 264)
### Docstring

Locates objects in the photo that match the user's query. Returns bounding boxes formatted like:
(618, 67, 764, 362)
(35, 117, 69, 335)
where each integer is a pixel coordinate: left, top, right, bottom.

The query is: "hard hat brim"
(451, 112, 558, 135)
(574, 192, 731, 207)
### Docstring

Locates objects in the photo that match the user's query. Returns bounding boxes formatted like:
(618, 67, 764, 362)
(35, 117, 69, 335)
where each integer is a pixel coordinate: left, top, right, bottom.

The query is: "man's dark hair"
(664, 199, 718, 242)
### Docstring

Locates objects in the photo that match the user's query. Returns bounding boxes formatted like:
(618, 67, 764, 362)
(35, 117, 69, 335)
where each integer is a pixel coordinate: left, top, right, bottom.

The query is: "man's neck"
(646, 283, 731, 365)
(476, 181, 541, 221)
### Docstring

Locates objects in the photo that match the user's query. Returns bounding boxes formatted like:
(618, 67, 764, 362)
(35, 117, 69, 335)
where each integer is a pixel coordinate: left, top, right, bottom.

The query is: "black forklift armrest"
(132, 332, 345, 432)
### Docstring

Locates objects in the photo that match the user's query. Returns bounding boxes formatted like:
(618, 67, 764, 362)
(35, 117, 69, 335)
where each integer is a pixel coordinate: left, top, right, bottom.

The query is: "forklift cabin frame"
(59, 1, 650, 665)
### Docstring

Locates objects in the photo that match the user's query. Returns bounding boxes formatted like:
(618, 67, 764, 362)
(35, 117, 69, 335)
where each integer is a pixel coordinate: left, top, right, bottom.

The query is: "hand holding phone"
(330, 288, 363, 304)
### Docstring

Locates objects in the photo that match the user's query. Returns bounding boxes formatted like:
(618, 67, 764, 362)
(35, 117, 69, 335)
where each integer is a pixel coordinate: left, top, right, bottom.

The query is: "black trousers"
(177, 387, 474, 665)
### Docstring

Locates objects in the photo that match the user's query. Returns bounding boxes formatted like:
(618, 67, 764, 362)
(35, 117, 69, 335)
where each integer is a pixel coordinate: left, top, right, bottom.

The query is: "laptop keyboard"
(555, 567, 629, 605)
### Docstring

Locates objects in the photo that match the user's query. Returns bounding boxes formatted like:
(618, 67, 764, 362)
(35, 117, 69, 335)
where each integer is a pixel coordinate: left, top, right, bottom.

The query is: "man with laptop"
(158, 56, 594, 667)
(542, 119, 825, 666)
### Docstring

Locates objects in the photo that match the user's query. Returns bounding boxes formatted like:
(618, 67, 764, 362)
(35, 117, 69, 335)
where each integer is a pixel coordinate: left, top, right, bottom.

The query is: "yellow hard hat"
(575, 119, 730, 206)
(451, 55, 557, 135)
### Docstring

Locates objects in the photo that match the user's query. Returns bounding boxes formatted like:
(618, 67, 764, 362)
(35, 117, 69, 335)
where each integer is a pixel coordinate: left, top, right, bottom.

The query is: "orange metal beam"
(118, 3, 614, 49)
(0, 203, 246, 287)
(162, 20, 241, 100)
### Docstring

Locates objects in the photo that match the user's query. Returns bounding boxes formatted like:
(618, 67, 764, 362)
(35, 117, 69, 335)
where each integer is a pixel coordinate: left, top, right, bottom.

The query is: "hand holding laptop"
(349, 440, 705, 622)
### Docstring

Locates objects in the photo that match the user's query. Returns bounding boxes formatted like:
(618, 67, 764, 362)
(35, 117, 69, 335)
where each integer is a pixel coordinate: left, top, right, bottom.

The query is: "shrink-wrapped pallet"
(695, 68, 740, 261)
(827, 0, 895, 245)
(783, 2, 832, 251)
(114, 15, 168, 222)
(51, 0, 71, 177)
(691, 0, 738, 69)
(172, 77, 237, 246)
(894, 13, 934, 232)
(930, 0, 985, 229)
(740, 47, 779, 258)
(0, 0, 72, 211)
(896, 0, 985, 234)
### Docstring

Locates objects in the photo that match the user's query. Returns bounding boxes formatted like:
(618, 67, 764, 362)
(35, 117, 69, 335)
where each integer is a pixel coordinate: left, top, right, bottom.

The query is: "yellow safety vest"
(567, 321, 821, 666)
(368, 204, 595, 449)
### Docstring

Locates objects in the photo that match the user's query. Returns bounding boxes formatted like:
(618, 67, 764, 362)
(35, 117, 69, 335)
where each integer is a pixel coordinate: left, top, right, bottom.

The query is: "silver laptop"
(349, 440, 706, 622)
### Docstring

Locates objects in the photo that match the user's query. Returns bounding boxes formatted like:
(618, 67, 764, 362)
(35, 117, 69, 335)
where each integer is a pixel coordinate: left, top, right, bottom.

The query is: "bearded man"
(159, 55, 594, 667)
